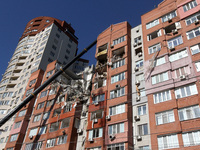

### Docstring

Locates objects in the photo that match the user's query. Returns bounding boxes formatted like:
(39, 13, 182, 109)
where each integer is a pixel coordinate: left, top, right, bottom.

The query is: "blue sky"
(0, 0, 162, 80)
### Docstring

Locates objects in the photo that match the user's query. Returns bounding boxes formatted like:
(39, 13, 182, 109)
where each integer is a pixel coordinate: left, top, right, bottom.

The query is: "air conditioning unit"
(135, 66, 139, 72)
(62, 130, 66, 135)
(110, 44, 114, 48)
(77, 129, 83, 134)
(180, 75, 186, 80)
(106, 115, 111, 120)
(29, 84, 32, 87)
(136, 96, 140, 102)
(88, 138, 94, 142)
(29, 135, 33, 139)
(169, 46, 175, 51)
(138, 52, 142, 57)
(168, 19, 172, 23)
(137, 135, 142, 141)
(109, 134, 115, 140)
(195, 20, 199, 25)
(94, 101, 99, 106)
(116, 84, 120, 89)
(94, 118, 98, 123)
(107, 62, 113, 67)
(134, 43, 137, 47)
(135, 80, 140, 85)
(138, 40, 142, 44)
(172, 29, 178, 34)
(134, 115, 140, 121)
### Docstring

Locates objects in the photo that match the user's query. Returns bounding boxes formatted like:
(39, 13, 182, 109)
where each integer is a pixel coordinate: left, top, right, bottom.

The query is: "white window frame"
(169, 49, 188, 62)
(57, 135, 67, 145)
(18, 109, 26, 117)
(108, 122, 124, 135)
(112, 59, 125, 69)
(107, 143, 125, 150)
(46, 138, 56, 148)
(88, 128, 103, 139)
(157, 134, 179, 149)
(109, 104, 125, 116)
(195, 61, 200, 72)
(148, 43, 161, 54)
(135, 60, 143, 68)
(29, 128, 38, 137)
(33, 114, 41, 122)
(38, 126, 47, 135)
(111, 72, 125, 84)
(167, 36, 183, 49)
(146, 19, 159, 29)
(147, 30, 162, 41)
(178, 105, 200, 121)
(113, 36, 126, 46)
(91, 110, 104, 120)
(173, 66, 189, 79)
(190, 44, 200, 55)
(183, 0, 197, 12)
(154, 56, 166, 67)
(40, 90, 48, 98)
(138, 105, 147, 116)
(92, 94, 105, 103)
(162, 11, 177, 22)
(182, 130, 200, 147)
(138, 124, 148, 135)
(153, 90, 171, 104)
(186, 27, 200, 40)
(185, 12, 200, 25)
(152, 72, 169, 85)
(14, 121, 21, 129)
(156, 110, 175, 125)
(10, 134, 18, 142)
(110, 87, 125, 99)
(35, 141, 43, 150)
(175, 83, 198, 99)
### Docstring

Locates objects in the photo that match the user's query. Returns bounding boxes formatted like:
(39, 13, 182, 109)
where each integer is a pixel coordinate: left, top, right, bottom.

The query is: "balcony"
(95, 61, 107, 75)
(164, 22, 181, 36)
(14, 66, 24, 70)
(12, 73, 21, 77)
(96, 49, 107, 57)
(17, 59, 26, 64)
(8, 79, 18, 85)
(111, 47, 125, 62)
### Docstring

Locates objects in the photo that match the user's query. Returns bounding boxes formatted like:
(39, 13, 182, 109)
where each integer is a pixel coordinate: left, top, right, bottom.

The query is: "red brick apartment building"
(4, 60, 91, 150)
(85, 22, 133, 150)
(142, 0, 200, 149)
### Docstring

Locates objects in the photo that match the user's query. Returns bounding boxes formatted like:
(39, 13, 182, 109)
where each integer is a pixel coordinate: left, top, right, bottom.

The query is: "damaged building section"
(4, 60, 94, 150)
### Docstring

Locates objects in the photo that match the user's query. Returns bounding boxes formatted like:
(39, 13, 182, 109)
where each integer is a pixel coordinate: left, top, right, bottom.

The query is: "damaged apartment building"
(4, 60, 94, 150)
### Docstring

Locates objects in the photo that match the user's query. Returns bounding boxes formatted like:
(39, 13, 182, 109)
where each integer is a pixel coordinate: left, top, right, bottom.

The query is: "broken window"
(49, 122, 59, 132)
(53, 108, 61, 117)
(91, 109, 104, 120)
(60, 118, 70, 128)
(164, 22, 181, 35)
(147, 30, 162, 41)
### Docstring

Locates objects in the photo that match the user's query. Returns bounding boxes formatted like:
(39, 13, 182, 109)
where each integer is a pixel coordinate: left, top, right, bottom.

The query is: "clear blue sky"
(0, 0, 162, 80)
